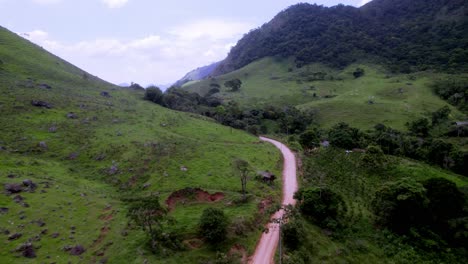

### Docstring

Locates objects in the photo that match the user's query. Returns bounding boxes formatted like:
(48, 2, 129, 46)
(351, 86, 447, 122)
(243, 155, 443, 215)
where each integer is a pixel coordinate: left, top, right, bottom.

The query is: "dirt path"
(250, 137, 298, 264)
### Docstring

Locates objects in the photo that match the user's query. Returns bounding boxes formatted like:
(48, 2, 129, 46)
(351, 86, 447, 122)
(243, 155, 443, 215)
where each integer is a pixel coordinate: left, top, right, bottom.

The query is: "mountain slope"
(213, 0, 468, 76)
(0, 26, 280, 263)
(183, 57, 466, 130)
(173, 61, 220, 87)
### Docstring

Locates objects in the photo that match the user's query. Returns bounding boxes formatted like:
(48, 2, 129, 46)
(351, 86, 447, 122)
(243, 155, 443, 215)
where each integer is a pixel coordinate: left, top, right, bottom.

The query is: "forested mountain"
(213, 0, 468, 75)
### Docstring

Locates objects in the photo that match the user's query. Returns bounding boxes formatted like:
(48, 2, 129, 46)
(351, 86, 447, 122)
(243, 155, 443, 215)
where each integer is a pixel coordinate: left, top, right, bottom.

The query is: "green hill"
(0, 27, 280, 263)
(183, 57, 466, 130)
(213, 0, 468, 76)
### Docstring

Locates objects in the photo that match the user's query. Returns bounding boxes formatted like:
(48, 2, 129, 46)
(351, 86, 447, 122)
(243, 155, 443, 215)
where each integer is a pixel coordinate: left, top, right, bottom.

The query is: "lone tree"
(199, 208, 229, 245)
(144, 86, 164, 105)
(127, 195, 178, 252)
(353, 68, 365, 78)
(234, 159, 250, 201)
(224, 79, 242, 92)
(371, 178, 428, 234)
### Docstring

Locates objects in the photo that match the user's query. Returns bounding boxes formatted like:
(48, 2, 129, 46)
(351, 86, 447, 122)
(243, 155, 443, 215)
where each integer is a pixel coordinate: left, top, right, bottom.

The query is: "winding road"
(250, 137, 298, 264)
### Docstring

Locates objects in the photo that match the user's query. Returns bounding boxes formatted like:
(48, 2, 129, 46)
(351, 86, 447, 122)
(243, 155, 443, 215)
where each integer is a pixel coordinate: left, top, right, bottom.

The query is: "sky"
(0, 0, 372, 86)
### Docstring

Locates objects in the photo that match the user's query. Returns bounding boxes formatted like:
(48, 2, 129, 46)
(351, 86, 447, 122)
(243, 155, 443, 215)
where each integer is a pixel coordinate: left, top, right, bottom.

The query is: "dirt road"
(250, 137, 298, 264)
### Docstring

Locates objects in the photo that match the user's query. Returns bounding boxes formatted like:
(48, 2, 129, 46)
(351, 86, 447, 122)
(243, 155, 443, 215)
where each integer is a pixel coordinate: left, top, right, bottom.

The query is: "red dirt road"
(250, 137, 298, 264)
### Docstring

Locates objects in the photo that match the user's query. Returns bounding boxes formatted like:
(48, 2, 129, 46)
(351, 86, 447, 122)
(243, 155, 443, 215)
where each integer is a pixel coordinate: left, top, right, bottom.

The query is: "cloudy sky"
(0, 0, 372, 86)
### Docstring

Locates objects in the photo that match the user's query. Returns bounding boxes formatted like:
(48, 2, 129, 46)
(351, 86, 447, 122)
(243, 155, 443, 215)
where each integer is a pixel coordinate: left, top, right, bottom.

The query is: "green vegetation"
(0, 26, 281, 263)
(281, 146, 468, 263)
(213, 1, 467, 75)
(198, 208, 229, 245)
(184, 57, 466, 130)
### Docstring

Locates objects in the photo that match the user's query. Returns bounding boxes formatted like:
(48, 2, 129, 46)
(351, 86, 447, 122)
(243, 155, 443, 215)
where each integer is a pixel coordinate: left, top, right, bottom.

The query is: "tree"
(294, 187, 346, 229)
(299, 129, 321, 149)
(282, 219, 306, 251)
(144, 86, 164, 104)
(431, 105, 451, 126)
(406, 118, 430, 137)
(224, 79, 242, 92)
(127, 195, 179, 252)
(199, 208, 229, 245)
(371, 178, 428, 234)
(360, 145, 387, 170)
(423, 178, 465, 229)
(234, 159, 250, 201)
(353, 68, 365, 78)
(328, 122, 362, 149)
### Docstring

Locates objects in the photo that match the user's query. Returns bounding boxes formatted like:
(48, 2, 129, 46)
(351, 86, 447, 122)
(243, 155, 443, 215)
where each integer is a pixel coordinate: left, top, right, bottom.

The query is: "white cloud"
(20, 20, 253, 85)
(32, 0, 62, 4)
(101, 0, 128, 9)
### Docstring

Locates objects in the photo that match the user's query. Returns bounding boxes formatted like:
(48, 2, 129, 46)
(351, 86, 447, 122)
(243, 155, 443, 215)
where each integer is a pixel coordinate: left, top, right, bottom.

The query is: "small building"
(258, 171, 276, 184)
(454, 121, 468, 127)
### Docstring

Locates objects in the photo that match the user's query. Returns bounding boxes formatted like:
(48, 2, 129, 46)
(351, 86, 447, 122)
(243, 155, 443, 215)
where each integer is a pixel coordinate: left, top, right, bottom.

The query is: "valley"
(1, 0, 468, 263)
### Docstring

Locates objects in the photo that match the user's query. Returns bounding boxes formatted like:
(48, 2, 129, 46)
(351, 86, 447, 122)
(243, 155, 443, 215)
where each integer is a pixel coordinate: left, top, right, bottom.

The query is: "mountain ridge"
(213, 0, 468, 76)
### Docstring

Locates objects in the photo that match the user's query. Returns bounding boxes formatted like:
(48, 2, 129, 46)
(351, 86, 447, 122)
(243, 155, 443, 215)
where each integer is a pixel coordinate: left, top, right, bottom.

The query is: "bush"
(371, 178, 428, 234)
(328, 122, 363, 149)
(294, 187, 346, 229)
(423, 178, 465, 230)
(144, 86, 164, 104)
(199, 208, 229, 245)
(282, 219, 306, 250)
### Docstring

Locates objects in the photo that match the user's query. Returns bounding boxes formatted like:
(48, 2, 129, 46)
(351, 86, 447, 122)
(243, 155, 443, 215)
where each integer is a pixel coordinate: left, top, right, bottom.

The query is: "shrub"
(144, 86, 164, 104)
(282, 219, 306, 250)
(294, 187, 346, 229)
(199, 208, 229, 245)
(371, 178, 428, 234)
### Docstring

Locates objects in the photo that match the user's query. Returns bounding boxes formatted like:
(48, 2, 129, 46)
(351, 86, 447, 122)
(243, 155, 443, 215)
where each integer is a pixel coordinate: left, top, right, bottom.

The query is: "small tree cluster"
(224, 79, 242, 92)
(294, 187, 347, 229)
(199, 208, 229, 245)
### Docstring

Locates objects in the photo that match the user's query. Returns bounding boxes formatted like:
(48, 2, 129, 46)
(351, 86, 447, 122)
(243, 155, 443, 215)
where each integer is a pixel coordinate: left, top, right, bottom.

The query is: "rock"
(38, 83, 52, 89)
(0, 207, 9, 214)
(21, 203, 30, 208)
(7, 174, 17, 178)
(48, 126, 57, 133)
(38, 141, 48, 150)
(8, 232, 22, 240)
(15, 242, 36, 258)
(5, 184, 23, 194)
(31, 100, 52, 109)
(23, 179, 37, 191)
(13, 195, 24, 202)
(100, 91, 111, 97)
(108, 165, 118, 175)
(51, 232, 60, 238)
(180, 166, 188, 172)
(66, 112, 78, 119)
(142, 183, 151, 189)
(69, 245, 86, 255)
(35, 219, 46, 227)
(68, 152, 79, 160)
(41, 229, 48, 235)
(0, 146, 6, 151)
(95, 153, 106, 161)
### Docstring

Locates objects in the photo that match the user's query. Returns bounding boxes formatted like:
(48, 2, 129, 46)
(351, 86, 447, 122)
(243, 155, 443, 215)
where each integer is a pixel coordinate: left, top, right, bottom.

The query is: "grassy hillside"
(0, 27, 281, 263)
(183, 57, 465, 130)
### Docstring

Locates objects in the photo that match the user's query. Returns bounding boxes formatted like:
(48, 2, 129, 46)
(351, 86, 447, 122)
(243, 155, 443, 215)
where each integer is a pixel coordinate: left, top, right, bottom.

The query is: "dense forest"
(213, 0, 468, 75)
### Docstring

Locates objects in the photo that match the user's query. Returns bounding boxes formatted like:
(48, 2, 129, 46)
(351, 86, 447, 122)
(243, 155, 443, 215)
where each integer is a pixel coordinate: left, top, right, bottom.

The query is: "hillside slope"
(0, 27, 280, 263)
(213, 0, 468, 76)
(173, 61, 220, 87)
(183, 57, 466, 130)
